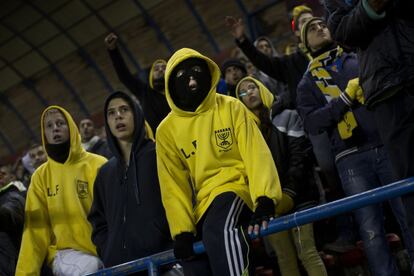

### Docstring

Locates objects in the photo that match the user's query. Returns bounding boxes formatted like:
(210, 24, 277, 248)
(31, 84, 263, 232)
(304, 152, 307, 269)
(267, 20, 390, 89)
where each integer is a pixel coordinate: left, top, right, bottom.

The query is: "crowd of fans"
(1, 0, 413, 275)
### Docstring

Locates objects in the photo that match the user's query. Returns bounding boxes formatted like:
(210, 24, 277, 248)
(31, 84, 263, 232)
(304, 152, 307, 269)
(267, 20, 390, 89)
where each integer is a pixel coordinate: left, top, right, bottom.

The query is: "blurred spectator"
(16, 106, 107, 275)
(105, 33, 170, 134)
(236, 76, 327, 276)
(27, 143, 47, 170)
(296, 17, 414, 276)
(79, 118, 112, 159)
(225, 5, 313, 110)
(221, 58, 247, 97)
(253, 36, 288, 97)
(0, 164, 26, 193)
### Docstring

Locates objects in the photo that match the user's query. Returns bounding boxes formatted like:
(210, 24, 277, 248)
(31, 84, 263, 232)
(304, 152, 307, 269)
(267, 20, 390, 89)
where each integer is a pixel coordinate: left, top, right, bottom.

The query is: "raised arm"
(105, 33, 146, 100)
(225, 16, 289, 83)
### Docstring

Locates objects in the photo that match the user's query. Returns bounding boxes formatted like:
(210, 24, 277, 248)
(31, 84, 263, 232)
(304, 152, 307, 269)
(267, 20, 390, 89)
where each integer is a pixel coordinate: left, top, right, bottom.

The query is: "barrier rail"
(88, 177, 414, 276)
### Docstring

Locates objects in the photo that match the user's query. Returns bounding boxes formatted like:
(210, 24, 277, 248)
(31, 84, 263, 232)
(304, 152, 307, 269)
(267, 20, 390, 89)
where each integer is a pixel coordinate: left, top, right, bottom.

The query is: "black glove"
(174, 232, 196, 260)
(249, 197, 275, 228)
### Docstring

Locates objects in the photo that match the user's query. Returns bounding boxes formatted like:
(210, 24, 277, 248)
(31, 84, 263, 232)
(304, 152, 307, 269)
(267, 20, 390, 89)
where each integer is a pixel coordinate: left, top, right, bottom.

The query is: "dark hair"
(258, 106, 273, 145)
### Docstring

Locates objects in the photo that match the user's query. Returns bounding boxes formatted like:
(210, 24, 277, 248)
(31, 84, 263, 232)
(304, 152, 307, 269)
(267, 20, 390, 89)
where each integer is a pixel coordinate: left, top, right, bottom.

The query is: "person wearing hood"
(252, 36, 287, 100)
(236, 76, 327, 276)
(296, 17, 414, 276)
(105, 32, 170, 134)
(15, 106, 107, 276)
(156, 48, 282, 275)
(225, 5, 314, 110)
(88, 91, 173, 271)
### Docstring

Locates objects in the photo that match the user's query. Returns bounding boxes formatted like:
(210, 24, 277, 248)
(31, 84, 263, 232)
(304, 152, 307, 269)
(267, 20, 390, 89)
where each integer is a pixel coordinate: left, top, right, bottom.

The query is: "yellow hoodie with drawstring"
(156, 48, 282, 239)
(16, 106, 107, 275)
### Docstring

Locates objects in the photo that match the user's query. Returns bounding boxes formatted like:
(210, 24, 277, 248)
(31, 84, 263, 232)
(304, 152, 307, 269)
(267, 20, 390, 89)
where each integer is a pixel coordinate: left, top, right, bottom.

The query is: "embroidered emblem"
(215, 128, 233, 150)
(76, 180, 89, 199)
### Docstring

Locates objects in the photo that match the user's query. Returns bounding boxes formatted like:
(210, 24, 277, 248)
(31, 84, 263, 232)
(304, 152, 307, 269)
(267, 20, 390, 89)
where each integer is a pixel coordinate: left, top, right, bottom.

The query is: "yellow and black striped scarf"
(309, 46, 357, 140)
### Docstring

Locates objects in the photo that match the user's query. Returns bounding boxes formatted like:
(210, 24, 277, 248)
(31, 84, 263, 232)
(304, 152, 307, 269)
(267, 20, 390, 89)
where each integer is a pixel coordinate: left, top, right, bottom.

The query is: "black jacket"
(0, 185, 25, 275)
(108, 48, 171, 134)
(88, 137, 112, 159)
(88, 91, 172, 267)
(326, 0, 414, 108)
(268, 109, 319, 211)
(236, 37, 310, 109)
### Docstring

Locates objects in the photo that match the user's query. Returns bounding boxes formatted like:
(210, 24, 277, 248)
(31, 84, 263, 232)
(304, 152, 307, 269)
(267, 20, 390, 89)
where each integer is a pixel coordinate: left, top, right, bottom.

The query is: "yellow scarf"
(309, 47, 357, 140)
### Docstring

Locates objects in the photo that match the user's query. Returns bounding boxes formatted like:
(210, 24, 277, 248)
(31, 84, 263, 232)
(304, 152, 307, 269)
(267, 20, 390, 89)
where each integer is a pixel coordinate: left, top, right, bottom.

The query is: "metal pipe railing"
(88, 177, 414, 276)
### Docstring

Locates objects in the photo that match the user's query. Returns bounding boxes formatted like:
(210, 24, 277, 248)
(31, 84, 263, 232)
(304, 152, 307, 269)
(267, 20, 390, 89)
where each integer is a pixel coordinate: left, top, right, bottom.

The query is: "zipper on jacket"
(122, 165, 128, 249)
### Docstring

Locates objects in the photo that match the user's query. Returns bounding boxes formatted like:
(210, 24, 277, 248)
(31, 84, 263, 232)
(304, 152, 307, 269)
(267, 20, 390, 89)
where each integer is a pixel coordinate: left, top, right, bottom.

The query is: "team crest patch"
(76, 180, 89, 199)
(215, 127, 233, 150)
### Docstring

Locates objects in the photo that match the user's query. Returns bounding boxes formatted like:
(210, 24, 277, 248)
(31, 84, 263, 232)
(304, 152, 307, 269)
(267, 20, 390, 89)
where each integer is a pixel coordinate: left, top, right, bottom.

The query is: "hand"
(224, 16, 246, 41)
(248, 197, 275, 236)
(174, 232, 196, 260)
(104, 33, 118, 50)
(356, 87, 365, 104)
(343, 78, 361, 103)
(367, 0, 391, 13)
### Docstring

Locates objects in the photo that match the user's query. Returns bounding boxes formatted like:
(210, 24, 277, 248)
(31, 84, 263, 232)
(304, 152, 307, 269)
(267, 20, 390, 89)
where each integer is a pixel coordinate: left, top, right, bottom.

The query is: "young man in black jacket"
(88, 91, 173, 272)
(105, 33, 170, 134)
(297, 17, 414, 276)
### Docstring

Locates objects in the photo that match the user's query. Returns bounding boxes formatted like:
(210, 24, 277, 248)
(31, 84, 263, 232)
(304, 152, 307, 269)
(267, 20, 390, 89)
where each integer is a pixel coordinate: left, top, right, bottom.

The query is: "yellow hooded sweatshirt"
(16, 106, 107, 275)
(156, 48, 282, 239)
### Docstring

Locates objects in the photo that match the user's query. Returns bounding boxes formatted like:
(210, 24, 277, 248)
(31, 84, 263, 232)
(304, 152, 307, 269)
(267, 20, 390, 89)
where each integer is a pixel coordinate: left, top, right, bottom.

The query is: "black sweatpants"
(181, 192, 253, 276)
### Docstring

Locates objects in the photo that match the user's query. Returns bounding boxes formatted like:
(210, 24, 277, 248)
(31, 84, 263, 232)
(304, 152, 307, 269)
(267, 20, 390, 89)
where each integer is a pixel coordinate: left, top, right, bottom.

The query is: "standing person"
(225, 5, 314, 110)
(88, 91, 173, 272)
(296, 17, 414, 276)
(79, 117, 112, 159)
(105, 33, 170, 134)
(16, 106, 107, 276)
(156, 48, 282, 275)
(252, 36, 287, 98)
(226, 8, 352, 252)
(236, 76, 327, 276)
(325, 0, 414, 247)
(0, 165, 26, 193)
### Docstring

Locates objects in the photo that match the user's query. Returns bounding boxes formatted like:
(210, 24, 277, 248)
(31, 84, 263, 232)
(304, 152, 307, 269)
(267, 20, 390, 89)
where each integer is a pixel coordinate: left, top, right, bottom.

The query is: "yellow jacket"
(156, 48, 282, 239)
(16, 106, 107, 275)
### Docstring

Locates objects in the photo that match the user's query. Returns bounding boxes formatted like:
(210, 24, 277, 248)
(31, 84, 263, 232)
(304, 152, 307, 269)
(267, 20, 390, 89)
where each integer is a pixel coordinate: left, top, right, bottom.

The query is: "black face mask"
(45, 140, 70, 164)
(169, 58, 211, 112)
(152, 77, 165, 92)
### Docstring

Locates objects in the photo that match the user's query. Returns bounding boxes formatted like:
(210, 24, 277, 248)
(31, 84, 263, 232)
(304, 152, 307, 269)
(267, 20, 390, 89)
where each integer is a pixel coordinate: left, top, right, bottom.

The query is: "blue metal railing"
(88, 177, 414, 276)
